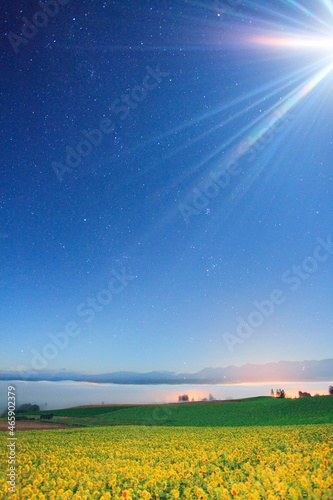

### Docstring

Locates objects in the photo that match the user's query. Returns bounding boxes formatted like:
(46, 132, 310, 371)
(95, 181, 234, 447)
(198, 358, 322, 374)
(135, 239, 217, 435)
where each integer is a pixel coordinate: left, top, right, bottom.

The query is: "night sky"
(1, 0, 333, 378)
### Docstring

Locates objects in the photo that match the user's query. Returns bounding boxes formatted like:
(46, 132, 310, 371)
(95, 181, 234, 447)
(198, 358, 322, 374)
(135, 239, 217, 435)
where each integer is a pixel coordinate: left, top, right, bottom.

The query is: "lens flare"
(251, 34, 333, 58)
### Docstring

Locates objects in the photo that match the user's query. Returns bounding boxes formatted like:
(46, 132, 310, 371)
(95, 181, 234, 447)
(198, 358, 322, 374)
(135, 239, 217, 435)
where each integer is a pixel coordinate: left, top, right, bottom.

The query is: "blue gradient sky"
(1, 0, 333, 377)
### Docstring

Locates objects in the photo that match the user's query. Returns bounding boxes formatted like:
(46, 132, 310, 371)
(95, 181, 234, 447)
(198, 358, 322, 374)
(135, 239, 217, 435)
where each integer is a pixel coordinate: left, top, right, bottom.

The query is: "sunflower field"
(1, 424, 332, 499)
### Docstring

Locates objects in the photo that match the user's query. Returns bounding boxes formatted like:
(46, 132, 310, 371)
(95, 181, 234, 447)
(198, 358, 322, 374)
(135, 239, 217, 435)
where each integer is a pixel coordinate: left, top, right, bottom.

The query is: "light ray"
(251, 34, 333, 54)
(246, 63, 333, 147)
(280, 0, 328, 27)
(321, 0, 333, 17)
(210, 61, 333, 179)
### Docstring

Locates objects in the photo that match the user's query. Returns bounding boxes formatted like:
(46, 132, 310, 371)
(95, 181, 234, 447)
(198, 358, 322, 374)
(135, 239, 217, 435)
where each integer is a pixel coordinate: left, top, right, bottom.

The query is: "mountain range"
(1, 358, 332, 384)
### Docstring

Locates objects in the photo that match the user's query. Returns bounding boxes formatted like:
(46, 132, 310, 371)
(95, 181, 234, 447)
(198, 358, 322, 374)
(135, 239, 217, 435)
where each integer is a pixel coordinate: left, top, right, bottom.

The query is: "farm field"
(1, 397, 333, 499)
(12, 395, 333, 428)
(0, 423, 332, 499)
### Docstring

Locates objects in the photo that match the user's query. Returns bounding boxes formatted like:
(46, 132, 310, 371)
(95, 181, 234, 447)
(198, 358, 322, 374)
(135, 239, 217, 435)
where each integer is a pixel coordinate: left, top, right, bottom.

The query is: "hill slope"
(19, 395, 333, 428)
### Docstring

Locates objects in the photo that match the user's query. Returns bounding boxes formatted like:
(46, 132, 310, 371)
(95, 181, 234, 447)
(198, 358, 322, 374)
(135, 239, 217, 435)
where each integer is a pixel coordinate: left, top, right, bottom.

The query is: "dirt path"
(0, 420, 81, 431)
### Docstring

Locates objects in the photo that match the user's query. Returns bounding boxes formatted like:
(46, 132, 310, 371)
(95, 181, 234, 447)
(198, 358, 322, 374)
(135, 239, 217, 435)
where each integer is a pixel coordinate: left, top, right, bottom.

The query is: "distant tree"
(271, 389, 275, 397)
(329, 386, 333, 395)
(17, 403, 40, 413)
(299, 391, 311, 398)
(209, 393, 216, 401)
(276, 389, 285, 399)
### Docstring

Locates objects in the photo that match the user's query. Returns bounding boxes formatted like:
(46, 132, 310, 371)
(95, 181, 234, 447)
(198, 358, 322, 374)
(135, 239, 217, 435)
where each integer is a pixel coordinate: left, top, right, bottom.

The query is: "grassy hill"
(17, 395, 333, 428)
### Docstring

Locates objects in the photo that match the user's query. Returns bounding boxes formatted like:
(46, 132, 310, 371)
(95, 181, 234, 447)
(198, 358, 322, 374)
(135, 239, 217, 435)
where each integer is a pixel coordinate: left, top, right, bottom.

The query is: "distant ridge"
(1, 359, 332, 384)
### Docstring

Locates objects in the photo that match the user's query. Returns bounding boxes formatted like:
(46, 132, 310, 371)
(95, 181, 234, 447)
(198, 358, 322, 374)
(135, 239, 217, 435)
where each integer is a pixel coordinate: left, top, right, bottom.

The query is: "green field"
(15, 395, 333, 428)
